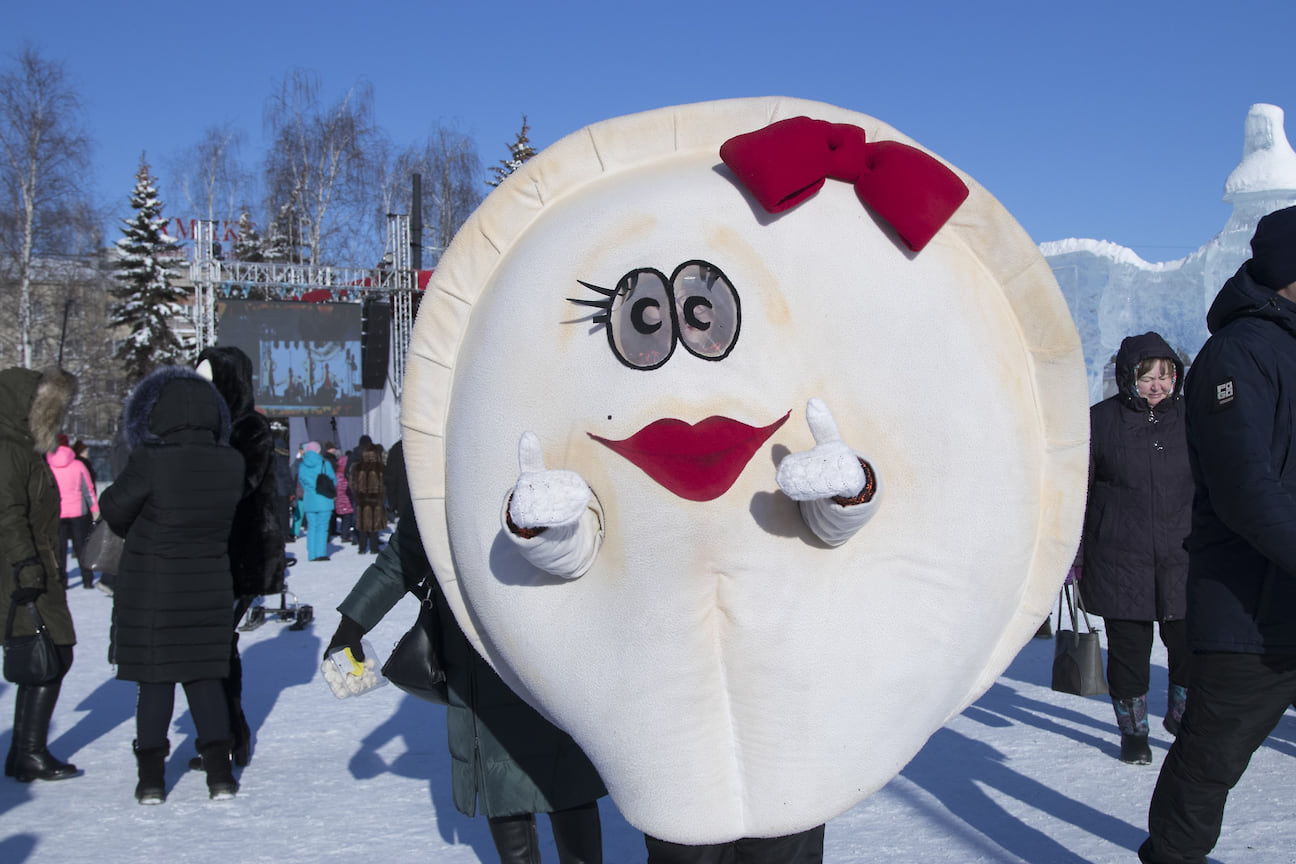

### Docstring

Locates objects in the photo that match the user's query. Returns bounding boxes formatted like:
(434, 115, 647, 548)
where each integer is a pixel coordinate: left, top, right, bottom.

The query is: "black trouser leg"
(645, 836, 735, 864)
(1160, 619, 1190, 687)
(550, 801, 603, 864)
(1142, 652, 1296, 863)
(68, 513, 93, 586)
(136, 682, 177, 751)
(56, 518, 74, 587)
(1103, 618, 1155, 701)
(488, 814, 542, 864)
(225, 636, 250, 765)
(734, 825, 825, 864)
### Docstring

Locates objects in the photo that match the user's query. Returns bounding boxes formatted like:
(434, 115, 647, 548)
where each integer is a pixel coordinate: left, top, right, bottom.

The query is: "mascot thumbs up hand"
(502, 431, 605, 578)
(777, 398, 882, 547)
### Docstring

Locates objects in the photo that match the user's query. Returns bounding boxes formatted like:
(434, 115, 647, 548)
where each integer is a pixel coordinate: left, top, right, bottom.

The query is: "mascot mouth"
(589, 411, 790, 501)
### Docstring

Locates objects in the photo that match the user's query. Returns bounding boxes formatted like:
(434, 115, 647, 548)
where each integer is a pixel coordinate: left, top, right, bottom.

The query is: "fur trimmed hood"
(196, 345, 255, 419)
(124, 365, 231, 449)
(0, 366, 77, 453)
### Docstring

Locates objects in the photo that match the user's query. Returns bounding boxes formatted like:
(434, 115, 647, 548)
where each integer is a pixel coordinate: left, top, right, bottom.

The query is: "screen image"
(215, 300, 364, 416)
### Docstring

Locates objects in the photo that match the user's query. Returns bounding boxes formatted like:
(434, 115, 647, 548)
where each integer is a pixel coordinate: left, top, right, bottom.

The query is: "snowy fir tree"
(230, 208, 264, 262)
(486, 115, 537, 187)
(110, 154, 190, 383)
(262, 198, 304, 263)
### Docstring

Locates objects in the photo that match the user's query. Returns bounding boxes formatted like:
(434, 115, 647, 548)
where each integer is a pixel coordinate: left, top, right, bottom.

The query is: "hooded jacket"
(46, 444, 98, 519)
(1078, 332, 1192, 621)
(0, 367, 78, 645)
(100, 366, 245, 683)
(1182, 264, 1296, 653)
(197, 346, 286, 598)
(296, 449, 336, 514)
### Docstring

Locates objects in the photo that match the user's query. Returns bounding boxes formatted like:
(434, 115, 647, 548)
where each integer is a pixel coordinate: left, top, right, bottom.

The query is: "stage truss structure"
(189, 215, 420, 397)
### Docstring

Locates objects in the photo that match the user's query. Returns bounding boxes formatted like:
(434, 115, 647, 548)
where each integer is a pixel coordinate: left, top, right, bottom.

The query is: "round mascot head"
(402, 97, 1087, 843)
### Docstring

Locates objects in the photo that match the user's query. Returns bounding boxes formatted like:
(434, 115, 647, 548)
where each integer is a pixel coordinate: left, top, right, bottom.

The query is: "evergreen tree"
(262, 196, 304, 263)
(110, 154, 189, 383)
(230, 207, 264, 261)
(487, 115, 537, 187)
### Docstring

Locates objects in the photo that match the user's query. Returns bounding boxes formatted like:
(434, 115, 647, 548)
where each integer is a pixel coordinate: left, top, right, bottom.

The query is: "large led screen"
(215, 300, 364, 416)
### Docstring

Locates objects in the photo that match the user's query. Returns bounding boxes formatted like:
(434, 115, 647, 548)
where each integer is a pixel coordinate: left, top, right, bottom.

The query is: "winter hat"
(303, 441, 321, 453)
(57, 433, 69, 448)
(1249, 205, 1296, 290)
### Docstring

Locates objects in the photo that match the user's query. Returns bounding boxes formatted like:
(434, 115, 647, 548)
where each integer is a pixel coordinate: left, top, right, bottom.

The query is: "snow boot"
(1114, 694, 1152, 765)
(133, 739, 169, 804)
(199, 739, 238, 800)
(1163, 683, 1187, 736)
(9, 683, 80, 782)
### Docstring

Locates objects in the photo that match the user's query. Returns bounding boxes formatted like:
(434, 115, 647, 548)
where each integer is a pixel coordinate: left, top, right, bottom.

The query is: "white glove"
(507, 431, 593, 529)
(776, 398, 868, 501)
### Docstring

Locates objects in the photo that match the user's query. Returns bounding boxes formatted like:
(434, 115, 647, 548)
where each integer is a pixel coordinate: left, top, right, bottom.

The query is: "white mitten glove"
(503, 432, 604, 579)
(777, 398, 881, 547)
(776, 398, 867, 500)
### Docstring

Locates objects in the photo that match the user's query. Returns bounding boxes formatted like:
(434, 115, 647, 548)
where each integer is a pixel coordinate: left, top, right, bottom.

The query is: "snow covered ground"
(2, 531, 1294, 863)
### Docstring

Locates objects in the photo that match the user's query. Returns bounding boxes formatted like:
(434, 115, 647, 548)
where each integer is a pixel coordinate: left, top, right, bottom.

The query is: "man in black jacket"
(1140, 205, 1296, 864)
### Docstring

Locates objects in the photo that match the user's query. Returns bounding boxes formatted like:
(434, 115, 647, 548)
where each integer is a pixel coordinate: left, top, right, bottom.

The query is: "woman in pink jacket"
(45, 434, 99, 589)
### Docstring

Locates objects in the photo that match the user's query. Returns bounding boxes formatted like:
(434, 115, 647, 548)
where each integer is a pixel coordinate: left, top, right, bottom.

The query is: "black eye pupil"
(682, 296, 712, 331)
(631, 298, 662, 334)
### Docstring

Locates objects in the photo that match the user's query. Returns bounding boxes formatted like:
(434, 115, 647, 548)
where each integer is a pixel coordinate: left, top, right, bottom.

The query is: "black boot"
(488, 814, 541, 864)
(199, 739, 238, 800)
(1114, 695, 1153, 765)
(9, 683, 80, 782)
(133, 739, 169, 804)
(551, 802, 604, 864)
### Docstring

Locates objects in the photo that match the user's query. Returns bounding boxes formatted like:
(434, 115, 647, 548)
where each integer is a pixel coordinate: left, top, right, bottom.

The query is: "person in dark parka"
(1141, 206, 1296, 864)
(99, 365, 245, 803)
(0, 366, 81, 783)
(196, 345, 287, 768)
(325, 450, 606, 864)
(1078, 331, 1192, 765)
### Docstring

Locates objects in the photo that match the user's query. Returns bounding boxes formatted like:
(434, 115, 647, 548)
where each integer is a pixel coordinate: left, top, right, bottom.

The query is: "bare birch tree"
(0, 45, 92, 368)
(262, 69, 379, 266)
(169, 122, 250, 225)
(378, 127, 482, 266)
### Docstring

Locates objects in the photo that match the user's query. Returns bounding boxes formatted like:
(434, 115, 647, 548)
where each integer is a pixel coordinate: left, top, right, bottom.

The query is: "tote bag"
(1051, 582, 1108, 697)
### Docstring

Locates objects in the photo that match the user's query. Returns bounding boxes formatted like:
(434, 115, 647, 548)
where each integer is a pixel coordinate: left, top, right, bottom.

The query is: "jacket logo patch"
(1214, 378, 1235, 410)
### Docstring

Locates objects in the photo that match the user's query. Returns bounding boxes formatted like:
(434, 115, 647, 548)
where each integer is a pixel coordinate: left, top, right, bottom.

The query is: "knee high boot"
(488, 814, 542, 864)
(1114, 694, 1153, 764)
(9, 682, 80, 782)
(133, 739, 169, 804)
(551, 802, 604, 864)
(198, 739, 238, 800)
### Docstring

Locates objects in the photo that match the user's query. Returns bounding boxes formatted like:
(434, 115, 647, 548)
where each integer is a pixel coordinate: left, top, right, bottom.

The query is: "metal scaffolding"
(188, 216, 422, 393)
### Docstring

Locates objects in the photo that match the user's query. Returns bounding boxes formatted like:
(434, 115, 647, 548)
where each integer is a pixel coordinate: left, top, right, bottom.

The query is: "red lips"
(589, 411, 790, 501)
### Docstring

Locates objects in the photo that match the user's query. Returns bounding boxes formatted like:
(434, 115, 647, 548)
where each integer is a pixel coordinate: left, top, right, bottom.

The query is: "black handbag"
(84, 519, 125, 573)
(1051, 581, 1108, 697)
(3, 601, 62, 686)
(316, 472, 336, 498)
(381, 578, 449, 705)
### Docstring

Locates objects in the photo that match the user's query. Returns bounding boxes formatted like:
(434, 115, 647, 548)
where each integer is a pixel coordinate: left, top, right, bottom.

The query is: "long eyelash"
(568, 280, 616, 325)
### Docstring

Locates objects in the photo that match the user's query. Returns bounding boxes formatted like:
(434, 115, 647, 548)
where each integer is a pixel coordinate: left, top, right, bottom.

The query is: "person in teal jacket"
(295, 442, 335, 561)
(326, 502, 607, 863)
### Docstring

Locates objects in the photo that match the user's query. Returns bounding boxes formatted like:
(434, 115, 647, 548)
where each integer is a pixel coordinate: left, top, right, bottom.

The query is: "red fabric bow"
(719, 116, 969, 252)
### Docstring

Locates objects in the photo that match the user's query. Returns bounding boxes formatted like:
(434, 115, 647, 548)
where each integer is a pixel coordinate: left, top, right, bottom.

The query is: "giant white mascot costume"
(402, 97, 1088, 844)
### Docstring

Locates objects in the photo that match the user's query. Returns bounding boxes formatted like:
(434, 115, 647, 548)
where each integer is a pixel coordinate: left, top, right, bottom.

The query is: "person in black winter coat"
(1078, 331, 1192, 765)
(99, 366, 245, 804)
(196, 345, 287, 770)
(1140, 206, 1296, 864)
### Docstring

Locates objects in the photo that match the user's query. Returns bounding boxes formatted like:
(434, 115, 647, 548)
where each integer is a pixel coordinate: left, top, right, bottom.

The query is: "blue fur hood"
(123, 365, 231, 449)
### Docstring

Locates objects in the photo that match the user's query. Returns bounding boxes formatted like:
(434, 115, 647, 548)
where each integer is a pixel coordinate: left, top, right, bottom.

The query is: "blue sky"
(8, 0, 1296, 262)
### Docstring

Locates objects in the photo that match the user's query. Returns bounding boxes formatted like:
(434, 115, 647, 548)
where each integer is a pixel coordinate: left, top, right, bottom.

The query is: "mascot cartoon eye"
(572, 260, 742, 370)
(672, 260, 740, 360)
